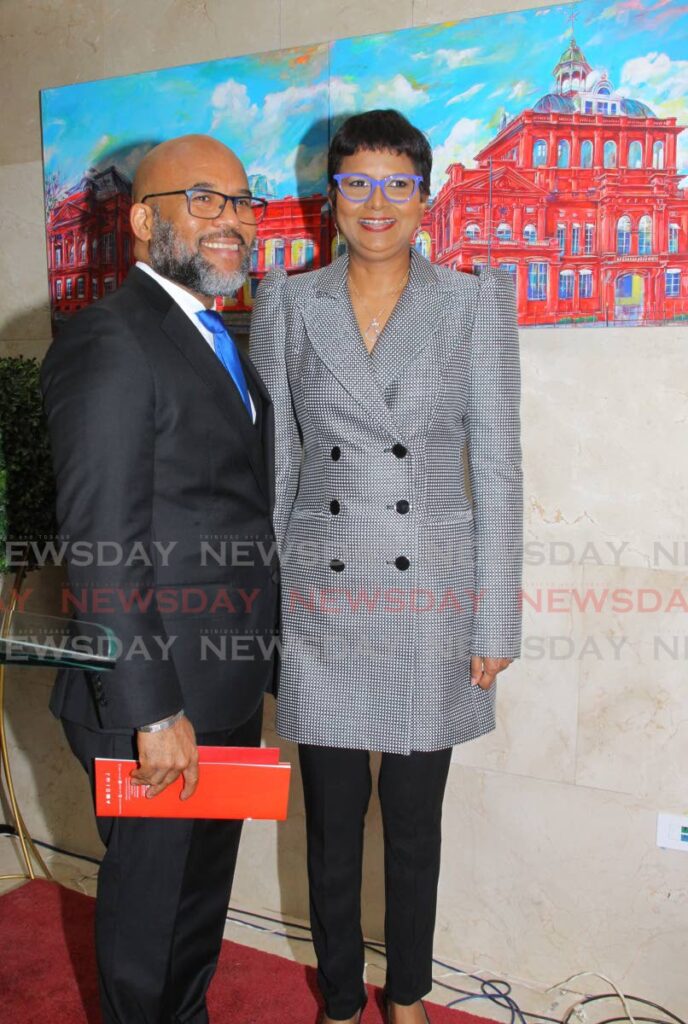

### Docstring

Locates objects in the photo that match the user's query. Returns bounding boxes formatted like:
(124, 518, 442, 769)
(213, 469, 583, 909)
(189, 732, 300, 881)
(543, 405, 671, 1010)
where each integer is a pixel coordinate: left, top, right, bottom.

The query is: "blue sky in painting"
(42, 0, 688, 200)
(41, 45, 331, 197)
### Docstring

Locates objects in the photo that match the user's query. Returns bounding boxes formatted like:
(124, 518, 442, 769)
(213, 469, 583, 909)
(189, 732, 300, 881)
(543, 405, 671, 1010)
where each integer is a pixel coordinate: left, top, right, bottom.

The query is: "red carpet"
(0, 880, 491, 1023)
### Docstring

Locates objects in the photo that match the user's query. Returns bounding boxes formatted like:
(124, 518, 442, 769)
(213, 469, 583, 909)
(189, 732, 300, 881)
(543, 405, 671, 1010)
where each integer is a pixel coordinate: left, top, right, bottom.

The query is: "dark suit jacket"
(41, 266, 279, 732)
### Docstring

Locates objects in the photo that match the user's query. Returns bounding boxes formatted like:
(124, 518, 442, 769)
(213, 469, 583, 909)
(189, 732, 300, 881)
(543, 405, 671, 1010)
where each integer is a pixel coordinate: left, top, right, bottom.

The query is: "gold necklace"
(348, 270, 410, 344)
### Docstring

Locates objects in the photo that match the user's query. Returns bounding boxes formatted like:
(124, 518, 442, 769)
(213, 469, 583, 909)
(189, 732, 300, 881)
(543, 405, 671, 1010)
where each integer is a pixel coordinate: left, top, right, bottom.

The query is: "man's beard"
(148, 207, 250, 297)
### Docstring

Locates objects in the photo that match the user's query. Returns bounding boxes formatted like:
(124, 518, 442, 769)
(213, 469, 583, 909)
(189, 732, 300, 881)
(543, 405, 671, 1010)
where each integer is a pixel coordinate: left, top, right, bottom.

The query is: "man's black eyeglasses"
(141, 188, 268, 224)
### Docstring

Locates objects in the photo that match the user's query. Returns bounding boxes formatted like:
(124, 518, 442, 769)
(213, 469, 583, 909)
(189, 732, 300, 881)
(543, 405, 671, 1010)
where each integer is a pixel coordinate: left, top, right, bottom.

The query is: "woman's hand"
(470, 655, 512, 690)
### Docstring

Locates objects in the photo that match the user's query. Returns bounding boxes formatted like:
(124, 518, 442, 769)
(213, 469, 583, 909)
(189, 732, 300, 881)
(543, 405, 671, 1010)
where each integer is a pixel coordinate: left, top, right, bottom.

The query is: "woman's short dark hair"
(328, 109, 432, 196)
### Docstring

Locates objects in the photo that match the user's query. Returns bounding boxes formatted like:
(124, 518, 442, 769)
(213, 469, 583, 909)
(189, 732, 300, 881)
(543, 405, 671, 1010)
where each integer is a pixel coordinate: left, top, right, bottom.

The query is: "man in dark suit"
(41, 134, 278, 1024)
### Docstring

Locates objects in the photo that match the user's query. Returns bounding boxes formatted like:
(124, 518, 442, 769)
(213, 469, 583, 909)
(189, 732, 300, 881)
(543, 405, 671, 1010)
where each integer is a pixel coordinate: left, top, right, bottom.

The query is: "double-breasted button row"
(330, 555, 411, 573)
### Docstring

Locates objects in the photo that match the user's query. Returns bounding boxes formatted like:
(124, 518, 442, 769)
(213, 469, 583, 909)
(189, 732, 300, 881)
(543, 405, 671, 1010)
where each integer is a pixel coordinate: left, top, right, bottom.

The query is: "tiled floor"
(0, 835, 579, 1023)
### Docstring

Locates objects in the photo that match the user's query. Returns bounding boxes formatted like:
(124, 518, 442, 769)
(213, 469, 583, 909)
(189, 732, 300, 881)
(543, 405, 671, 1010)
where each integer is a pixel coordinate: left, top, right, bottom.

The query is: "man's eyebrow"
(189, 181, 252, 195)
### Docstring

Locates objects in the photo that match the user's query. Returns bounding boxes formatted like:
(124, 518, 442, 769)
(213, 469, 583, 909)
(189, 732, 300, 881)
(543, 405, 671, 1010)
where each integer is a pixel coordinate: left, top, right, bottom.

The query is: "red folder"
(95, 746, 291, 820)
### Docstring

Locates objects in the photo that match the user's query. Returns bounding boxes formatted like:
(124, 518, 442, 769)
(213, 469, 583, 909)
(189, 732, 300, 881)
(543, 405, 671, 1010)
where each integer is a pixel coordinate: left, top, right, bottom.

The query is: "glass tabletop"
(0, 611, 117, 671)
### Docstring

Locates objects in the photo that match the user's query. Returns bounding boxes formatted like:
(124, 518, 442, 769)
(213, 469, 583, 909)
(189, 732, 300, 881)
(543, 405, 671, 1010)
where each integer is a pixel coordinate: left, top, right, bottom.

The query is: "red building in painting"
(46, 166, 334, 326)
(47, 166, 132, 323)
(428, 38, 688, 325)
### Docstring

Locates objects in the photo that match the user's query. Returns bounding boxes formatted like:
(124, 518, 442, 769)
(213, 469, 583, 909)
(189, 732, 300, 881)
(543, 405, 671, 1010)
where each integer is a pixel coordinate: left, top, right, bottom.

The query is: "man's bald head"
(132, 135, 243, 204)
(129, 134, 255, 305)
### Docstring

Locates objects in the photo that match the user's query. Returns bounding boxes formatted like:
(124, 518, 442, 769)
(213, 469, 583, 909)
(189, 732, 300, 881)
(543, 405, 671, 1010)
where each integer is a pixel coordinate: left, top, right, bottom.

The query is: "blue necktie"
(196, 309, 253, 419)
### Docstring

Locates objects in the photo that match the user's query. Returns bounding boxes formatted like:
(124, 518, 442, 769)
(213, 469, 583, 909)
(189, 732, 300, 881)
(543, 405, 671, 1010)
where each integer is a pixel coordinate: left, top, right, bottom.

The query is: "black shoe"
(382, 994, 431, 1023)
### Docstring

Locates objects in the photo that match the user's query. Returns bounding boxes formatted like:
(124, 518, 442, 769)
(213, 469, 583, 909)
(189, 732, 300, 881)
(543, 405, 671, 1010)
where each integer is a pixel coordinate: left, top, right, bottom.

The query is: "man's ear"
(130, 202, 153, 242)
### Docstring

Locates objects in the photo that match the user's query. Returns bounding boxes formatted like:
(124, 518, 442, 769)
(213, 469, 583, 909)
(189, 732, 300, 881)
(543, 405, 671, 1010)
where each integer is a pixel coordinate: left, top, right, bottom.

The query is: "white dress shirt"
(136, 260, 256, 423)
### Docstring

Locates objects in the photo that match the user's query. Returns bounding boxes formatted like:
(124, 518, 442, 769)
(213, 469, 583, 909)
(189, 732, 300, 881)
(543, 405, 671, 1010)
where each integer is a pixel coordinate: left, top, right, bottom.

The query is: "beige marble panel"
(436, 765, 688, 1016)
(520, 327, 688, 556)
(281, 0, 413, 49)
(574, 562, 688, 806)
(0, 161, 52, 346)
(101, 0, 282, 78)
(0, 0, 105, 167)
(412, 0, 575, 25)
(452, 564, 583, 783)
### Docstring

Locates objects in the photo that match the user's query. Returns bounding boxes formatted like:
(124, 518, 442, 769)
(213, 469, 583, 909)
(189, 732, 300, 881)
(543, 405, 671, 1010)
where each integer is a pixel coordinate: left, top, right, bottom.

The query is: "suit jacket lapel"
(370, 249, 443, 393)
(160, 301, 270, 501)
(302, 256, 404, 440)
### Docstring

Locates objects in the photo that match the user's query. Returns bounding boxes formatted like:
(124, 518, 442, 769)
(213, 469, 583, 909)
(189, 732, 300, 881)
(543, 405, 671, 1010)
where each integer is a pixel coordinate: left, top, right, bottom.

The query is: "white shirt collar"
(135, 261, 256, 424)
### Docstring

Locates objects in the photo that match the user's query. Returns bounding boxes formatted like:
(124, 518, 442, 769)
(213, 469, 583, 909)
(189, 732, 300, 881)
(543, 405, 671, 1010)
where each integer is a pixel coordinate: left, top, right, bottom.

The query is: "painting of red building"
(46, 167, 334, 329)
(47, 166, 133, 323)
(427, 38, 688, 326)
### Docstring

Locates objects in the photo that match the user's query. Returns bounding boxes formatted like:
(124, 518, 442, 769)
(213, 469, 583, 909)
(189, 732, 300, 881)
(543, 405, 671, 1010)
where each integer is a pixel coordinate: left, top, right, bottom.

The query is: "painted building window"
(101, 232, 115, 263)
(669, 223, 680, 254)
(638, 215, 652, 255)
(465, 223, 480, 240)
(496, 222, 512, 241)
(579, 269, 593, 298)
(557, 224, 566, 254)
(527, 262, 547, 300)
(79, 240, 87, 263)
(559, 269, 574, 300)
(557, 140, 570, 168)
(666, 269, 681, 297)
(291, 239, 315, 267)
(584, 224, 594, 255)
(603, 140, 617, 168)
(92, 277, 98, 299)
(92, 238, 99, 262)
(500, 263, 517, 284)
(584, 101, 594, 114)
(616, 273, 634, 298)
(250, 239, 259, 271)
(628, 141, 643, 169)
(265, 238, 285, 267)
(473, 260, 487, 276)
(414, 230, 431, 258)
(331, 236, 347, 258)
(617, 216, 632, 255)
(598, 101, 609, 115)
(580, 140, 593, 168)
(104, 277, 116, 293)
(444, 207, 452, 249)
(571, 225, 580, 255)
(533, 139, 548, 167)
(66, 278, 73, 299)
(55, 245, 62, 267)
(523, 224, 537, 245)
(76, 276, 85, 298)
(55, 279, 62, 299)
(653, 140, 665, 169)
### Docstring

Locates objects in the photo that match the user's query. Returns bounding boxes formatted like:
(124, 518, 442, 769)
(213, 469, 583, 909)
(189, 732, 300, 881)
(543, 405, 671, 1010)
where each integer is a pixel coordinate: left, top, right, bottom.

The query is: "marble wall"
(1, 0, 687, 1014)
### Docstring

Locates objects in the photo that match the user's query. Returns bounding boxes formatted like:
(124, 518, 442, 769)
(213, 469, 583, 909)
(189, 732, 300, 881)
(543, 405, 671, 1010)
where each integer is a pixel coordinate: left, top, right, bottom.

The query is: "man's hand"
(470, 655, 512, 690)
(131, 715, 199, 800)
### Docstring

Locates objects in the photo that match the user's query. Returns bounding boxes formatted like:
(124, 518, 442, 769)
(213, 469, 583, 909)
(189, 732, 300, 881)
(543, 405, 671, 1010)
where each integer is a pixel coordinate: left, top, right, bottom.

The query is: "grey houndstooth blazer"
(249, 248, 523, 755)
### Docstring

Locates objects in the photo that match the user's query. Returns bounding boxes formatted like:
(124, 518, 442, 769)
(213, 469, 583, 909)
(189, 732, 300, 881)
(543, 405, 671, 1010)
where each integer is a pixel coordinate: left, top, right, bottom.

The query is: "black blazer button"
(392, 443, 407, 459)
(331, 446, 341, 461)
(330, 500, 341, 515)
(330, 558, 345, 572)
(396, 500, 410, 514)
(395, 556, 410, 571)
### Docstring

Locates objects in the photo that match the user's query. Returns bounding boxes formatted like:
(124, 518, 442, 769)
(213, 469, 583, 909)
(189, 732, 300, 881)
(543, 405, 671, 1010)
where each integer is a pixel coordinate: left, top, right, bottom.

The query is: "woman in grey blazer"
(250, 109, 523, 1024)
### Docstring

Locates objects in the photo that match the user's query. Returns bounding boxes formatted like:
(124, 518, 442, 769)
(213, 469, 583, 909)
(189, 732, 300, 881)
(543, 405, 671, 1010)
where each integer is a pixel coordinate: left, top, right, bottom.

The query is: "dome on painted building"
(533, 93, 578, 114)
(619, 97, 656, 118)
(530, 38, 658, 120)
